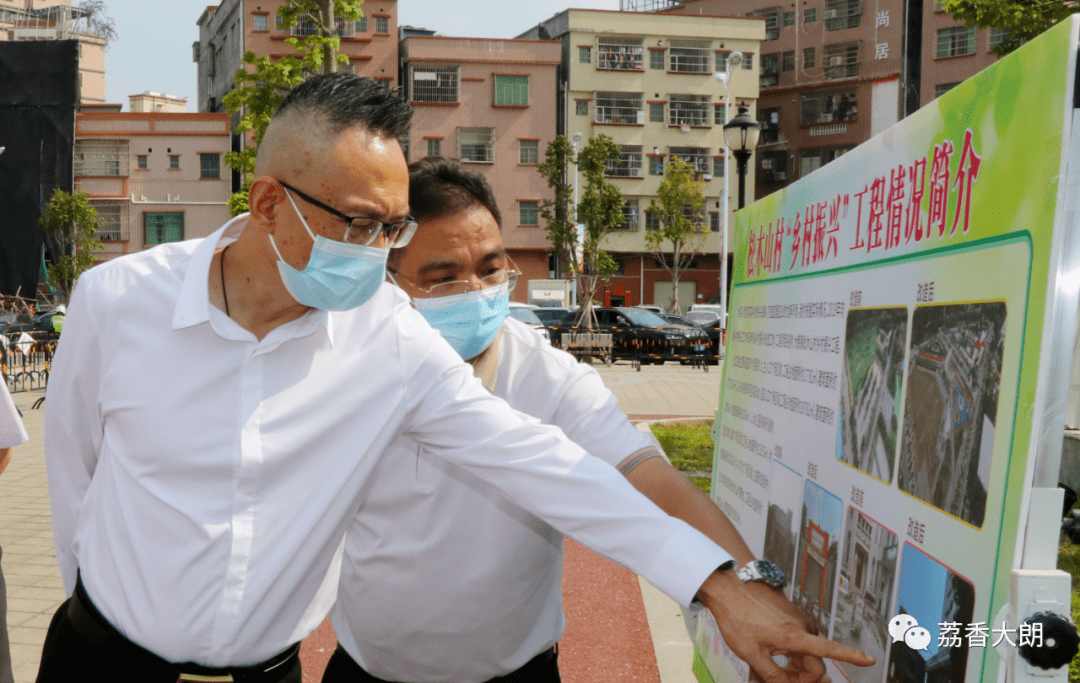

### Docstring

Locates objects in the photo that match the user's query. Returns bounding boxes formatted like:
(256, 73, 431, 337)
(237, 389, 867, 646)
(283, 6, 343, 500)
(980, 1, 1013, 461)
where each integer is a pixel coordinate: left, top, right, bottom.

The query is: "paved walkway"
(1, 361, 722, 683)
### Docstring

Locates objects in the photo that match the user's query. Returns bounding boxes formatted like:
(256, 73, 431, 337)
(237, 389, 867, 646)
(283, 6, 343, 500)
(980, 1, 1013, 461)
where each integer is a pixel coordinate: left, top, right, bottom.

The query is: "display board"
(694, 17, 1080, 683)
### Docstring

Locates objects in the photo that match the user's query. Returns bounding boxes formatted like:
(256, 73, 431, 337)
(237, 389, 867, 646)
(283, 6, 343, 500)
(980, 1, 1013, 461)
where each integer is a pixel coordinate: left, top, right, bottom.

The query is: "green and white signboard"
(696, 16, 1080, 683)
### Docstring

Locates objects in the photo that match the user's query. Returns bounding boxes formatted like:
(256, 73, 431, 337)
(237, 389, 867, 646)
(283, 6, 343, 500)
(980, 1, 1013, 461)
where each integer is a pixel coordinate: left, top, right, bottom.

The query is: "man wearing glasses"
(322, 158, 814, 683)
(42, 75, 871, 683)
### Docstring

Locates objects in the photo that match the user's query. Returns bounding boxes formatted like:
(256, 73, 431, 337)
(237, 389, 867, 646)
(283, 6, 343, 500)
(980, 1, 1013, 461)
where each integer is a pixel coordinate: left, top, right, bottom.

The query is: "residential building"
(74, 103, 232, 263)
(518, 9, 764, 311)
(654, 0, 1008, 200)
(129, 92, 188, 113)
(0, 1, 108, 104)
(400, 35, 561, 302)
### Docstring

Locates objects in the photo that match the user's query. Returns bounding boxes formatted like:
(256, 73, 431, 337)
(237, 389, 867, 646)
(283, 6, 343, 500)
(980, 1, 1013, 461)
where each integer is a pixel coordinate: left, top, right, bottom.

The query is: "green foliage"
(39, 189, 103, 297)
(645, 157, 707, 315)
(942, 0, 1077, 56)
(538, 136, 577, 275)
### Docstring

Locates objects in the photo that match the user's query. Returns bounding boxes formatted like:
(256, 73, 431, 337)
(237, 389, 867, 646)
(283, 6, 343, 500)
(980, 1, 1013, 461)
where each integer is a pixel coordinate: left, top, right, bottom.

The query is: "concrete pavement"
(0, 361, 722, 683)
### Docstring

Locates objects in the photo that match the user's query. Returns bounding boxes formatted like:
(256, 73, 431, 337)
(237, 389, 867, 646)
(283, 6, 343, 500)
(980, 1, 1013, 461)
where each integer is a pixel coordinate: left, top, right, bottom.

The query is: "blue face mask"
(412, 281, 510, 360)
(268, 189, 388, 311)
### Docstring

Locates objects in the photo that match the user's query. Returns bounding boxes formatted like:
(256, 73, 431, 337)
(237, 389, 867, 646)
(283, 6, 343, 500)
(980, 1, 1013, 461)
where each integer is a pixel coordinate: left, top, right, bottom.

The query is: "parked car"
(685, 310, 721, 327)
(508, 302, 549, 341)
(4, 310, 62, 337)
(533, 306, 575, 337)
(0, 312, 32, 332)
(632, 305, 666, 316)
(550, 306, 709, 365)
(699, 319, 723, 364)
(659, 313, 699, 328)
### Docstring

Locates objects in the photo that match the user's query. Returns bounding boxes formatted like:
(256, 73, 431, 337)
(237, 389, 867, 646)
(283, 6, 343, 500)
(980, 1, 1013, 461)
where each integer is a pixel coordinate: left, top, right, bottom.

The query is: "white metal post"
(715, 52, 742, 336)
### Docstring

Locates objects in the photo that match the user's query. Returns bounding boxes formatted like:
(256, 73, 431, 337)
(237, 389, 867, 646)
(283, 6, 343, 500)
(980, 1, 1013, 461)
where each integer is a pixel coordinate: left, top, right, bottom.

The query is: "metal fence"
(2, 332, 57, 395)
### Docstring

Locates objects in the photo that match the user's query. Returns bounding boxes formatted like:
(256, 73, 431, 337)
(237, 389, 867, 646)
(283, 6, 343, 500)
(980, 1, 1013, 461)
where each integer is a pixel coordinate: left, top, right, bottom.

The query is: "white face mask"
(411, 282, 511, 359)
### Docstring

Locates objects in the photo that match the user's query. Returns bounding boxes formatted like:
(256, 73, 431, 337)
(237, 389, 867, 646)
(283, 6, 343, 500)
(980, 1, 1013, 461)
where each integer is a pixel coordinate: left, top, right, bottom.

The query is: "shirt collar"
(172, 213, 334, 345)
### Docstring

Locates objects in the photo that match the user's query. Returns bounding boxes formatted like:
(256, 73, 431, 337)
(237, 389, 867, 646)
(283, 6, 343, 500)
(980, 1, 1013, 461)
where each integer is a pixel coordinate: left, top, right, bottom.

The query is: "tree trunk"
(319, 0, 335, 74)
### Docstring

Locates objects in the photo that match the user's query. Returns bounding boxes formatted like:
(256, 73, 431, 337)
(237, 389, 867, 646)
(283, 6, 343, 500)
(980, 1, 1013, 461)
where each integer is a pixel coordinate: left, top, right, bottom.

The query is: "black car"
(700, 319, 723, 364)
(534, 307, 575, 335)
(550, 307, 709, 366)
(5, 310, 61, 338)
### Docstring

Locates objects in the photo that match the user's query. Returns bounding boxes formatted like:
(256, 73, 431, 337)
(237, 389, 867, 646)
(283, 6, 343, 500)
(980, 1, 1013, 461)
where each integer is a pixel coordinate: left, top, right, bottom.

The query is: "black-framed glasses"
(279, 180, 418, 248)
(388, 267, 521, 298)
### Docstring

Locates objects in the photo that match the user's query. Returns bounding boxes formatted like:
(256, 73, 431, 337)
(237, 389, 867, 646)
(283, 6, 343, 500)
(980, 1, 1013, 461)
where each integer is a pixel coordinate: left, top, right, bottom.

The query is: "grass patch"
(690, 476, 711, 493)
(651, 419, 714, 494)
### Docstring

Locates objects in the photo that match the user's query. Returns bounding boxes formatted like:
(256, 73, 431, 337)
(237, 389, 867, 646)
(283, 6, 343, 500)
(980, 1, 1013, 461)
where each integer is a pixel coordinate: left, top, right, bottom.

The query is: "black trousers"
(35, 576, 302, 683)
(321, 644, 561, 683)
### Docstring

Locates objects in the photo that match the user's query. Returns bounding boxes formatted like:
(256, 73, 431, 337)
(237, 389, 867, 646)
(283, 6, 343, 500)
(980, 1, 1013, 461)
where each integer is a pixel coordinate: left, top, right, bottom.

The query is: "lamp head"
(572, 132, 582, 143)
(728, 51, 743, 68)
(713, 72, 727, 85)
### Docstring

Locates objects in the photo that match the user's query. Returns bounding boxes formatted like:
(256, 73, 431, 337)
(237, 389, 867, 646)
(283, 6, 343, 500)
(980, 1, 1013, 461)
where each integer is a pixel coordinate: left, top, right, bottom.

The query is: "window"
(804, 46, 816, 68)
(747, 7, 780, 41)
(519, 139, 539, 164)
(713, 156, 725, 177)
(649, 156, 664, 175)
(668, 39, 711, 73)
(494, 75, 529, 105)
(668, 94, 710, 127)
(710, 212, 720, 232)
(74, 139, 128, 176)
(649, 102, 665, 123)
(91, 200, 126, 241)
(606, 145, 642, 177)
(805, 7, 818, 23)
(411, 66, 459, 103)
(783, 11, 796, 27)
(934, 82, 960, 98)
(169, 155, 180, 169)
(576, 100, 589, 116)
(645, 210, 660, 231)
(990, 28, 1009, 50)
(594, 91, 643, 124)
(759, 107, 780, 143)
(759, 150, 788, 182)
(289, 14, 318, 36)
(356, 16, 367, 32)
(649, 49, 665, 70)
(781, 51, 795, 72)
(253, 14, 268, 31)
(458, 127, 494, 163)
(335, 18, 355, 38)
(761, 53, 780, 87)
(800, 89, 857, 124)
(597, 36, 644, 70)
(200, 153, 220, 179)
(579, 46, 591, 63)
(519, 201, 539, 225)
(427, 138, 441, 157)
(800, 146, 852, 175)
(937, 26, 976, 57)
(742, 54, 753, 70)
(616, 199, 640, 231)
(338, 63, 356, 74)
(145, 212, 184, 245)
(823, 42, 859, 79)
(375, 16, 389, 34)
(669, 147, 711, 175)
(136, 155, 148, 170)
(824, 0, 861, 30)
(715, 104, 726, 125)
(716, 52, 728, 72)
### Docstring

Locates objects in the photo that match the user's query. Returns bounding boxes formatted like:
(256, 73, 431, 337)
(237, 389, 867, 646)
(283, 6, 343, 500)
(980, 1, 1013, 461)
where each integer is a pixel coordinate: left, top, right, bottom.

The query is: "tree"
(645, 157, 707, 316)
(942, 0, 1078, 56)
(537, 136, 577, 281)
(75, 0, 119, 48)
(39, 189, 103, 298)
(572, 135, 624, 328)
(223, 0, 365, 214)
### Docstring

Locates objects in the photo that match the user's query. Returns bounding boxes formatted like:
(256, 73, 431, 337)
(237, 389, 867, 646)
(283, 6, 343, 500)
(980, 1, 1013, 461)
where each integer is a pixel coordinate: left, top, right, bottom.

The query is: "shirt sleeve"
(0, 382, 28, 449)
(399, 314, 732, 608)
(44, 279, 105, 595)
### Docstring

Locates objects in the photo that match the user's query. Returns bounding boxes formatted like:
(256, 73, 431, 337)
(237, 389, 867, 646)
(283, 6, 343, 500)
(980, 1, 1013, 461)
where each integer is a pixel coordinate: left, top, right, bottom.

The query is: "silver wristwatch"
(736, 559, 787, 588)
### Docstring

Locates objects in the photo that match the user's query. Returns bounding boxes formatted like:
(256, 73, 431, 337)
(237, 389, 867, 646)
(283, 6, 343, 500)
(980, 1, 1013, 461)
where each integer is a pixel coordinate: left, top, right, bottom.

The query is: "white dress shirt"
(331, 317, 668, 682)
(45, 216, 731, 667)
(0, 382, 27, 449)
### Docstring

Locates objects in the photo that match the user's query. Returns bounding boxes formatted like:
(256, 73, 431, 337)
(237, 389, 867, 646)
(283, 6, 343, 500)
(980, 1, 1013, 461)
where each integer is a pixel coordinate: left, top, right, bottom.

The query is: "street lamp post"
(713, 52, 742, 336)
(723, 105, 761, 210)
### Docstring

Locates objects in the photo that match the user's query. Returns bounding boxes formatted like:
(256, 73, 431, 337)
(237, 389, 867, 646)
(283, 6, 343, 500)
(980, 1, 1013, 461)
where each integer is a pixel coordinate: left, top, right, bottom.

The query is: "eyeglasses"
(279, 180, 418, 248)
(389, 267, 520, 298)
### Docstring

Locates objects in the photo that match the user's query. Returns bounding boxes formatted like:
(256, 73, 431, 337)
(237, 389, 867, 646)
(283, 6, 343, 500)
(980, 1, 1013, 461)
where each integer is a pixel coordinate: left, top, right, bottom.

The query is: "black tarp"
(0, 40, 78, 298)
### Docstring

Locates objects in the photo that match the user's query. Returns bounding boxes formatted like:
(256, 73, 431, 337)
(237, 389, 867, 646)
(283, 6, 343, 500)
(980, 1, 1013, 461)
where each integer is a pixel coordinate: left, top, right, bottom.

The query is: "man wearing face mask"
(322, 158, 818, 683)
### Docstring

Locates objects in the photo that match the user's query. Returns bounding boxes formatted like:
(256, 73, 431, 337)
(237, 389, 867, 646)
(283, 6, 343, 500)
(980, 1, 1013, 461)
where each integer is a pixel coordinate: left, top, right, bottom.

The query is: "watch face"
(755, 560, 787, 586)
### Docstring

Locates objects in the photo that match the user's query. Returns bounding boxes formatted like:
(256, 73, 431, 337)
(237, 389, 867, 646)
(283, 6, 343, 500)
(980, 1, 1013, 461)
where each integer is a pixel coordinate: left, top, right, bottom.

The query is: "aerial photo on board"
(838, 307, 908, 483)
(897, 302, 1006, 527)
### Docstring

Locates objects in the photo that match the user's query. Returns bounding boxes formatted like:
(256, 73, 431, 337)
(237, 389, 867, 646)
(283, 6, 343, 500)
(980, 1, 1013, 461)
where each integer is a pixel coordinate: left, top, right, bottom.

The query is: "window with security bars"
(715, 52, 728, 72)
(710, 212, 720, 232)
(606, 146, 643, 177)
(594, 91, 643, 124)
(713, 157, 725, 177)
(804, 7, 817, 23)
(742, 54, 754, 70)
(799, 146, 853, 175)
(597, 36, 644, 70)
(615, 199, 640, 231)
(200, 153, 220, 179)
(804, 46, 816, 68)
(649, 103, 664, 122)
(145, 212, 184, 245)
(668, 39, 711, 73)
(427, 139, 441, 157)
(746, 7, 780, 40)
(91, 201, 127, 241)
(289, 15, 318, 36)
(714, 105, 726, 125)
(800, 89, 857, 124)
(519, 139, 539, 164)
(645, 210, 660, 231)
(668, 95, 710, 127)
(760, 53, 780, 87)
(576, 100, 589, 116)
(759, 150, 788, 182)
(519, 201, 539, 225)
(783, 11, 796, 26)
(494, 75, 529, 105)
(668, 147, 711, 175)
(579, 46, 591, 63)
(335, 19, 355, 37)
(782, 51, 795, 71)
(990, 28, 1012, 50)
(411, 66, 459, 103)
(74, 140, 129, 176)
(759, 107, 781, 143)
(253, 14, 268, 31)
(937, 26, 976, 57)
(356, 16, 367, 32)
(649, 156, 664, 175)
(823, 42, 859, 79)
(934, 82, 960, 98)
(458, 127, 494, 163)
(649, 50, 665, 70)
(375, 16, 389, 33)
(824, 0, 861, 30)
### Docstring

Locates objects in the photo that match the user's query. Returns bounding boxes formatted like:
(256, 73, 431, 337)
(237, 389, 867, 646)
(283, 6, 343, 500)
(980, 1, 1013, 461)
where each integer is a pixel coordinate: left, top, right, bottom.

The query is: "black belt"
(69, 574, 301, 682)
(326, 643, 558, 683)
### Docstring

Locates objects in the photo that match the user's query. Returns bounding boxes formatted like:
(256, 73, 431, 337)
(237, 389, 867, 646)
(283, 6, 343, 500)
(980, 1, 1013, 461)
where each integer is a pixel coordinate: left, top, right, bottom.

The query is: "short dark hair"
(390, 157, 502, 268)
(274, 73, 411, 141)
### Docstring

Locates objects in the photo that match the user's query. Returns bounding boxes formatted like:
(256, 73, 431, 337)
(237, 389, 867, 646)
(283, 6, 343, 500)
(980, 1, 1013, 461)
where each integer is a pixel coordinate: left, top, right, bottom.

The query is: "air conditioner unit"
(824, 9, 838, 18)
(828, 56, 844, 66)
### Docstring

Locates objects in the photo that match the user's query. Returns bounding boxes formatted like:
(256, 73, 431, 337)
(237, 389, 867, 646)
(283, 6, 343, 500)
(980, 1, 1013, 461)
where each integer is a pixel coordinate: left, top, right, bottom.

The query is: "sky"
(101, 0, 623, 110)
